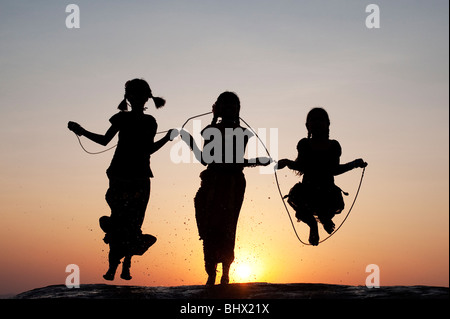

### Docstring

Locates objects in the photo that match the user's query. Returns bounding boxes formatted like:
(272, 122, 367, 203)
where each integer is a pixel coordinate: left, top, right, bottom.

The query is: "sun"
(234, 263, 253, 282)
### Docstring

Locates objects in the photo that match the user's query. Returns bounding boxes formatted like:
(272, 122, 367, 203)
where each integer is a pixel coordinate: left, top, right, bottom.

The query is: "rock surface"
(15, 282, 449, 299)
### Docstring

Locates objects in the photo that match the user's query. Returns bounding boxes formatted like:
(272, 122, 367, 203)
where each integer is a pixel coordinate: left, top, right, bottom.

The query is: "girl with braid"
(68, 78, 177, 280)
(277, 108, 367, 245)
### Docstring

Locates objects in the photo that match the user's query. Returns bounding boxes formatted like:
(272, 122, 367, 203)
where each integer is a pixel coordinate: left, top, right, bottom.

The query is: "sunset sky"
(0, 0, 448, 296)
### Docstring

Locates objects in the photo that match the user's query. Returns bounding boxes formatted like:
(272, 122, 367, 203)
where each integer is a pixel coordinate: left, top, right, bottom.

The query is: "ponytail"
(117, 79, 166, 111)
(151, 96, 166, 109)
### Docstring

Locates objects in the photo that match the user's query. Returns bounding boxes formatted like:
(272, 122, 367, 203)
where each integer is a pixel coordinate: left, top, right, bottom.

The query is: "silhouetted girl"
(68, 78, 176, 280)
(277, 108, 366, 245)
(180, 92, 270, 285)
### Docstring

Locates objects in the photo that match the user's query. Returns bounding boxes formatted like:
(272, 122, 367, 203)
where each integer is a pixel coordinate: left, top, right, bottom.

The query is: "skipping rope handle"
(68, 121, 84, 136)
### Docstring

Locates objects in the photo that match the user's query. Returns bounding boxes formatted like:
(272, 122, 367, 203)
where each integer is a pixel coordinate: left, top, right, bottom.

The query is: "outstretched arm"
(239, 157, 272, 168)
(180, 130, 272, 167)
(180, 129, 207, 166)
(68, 121, 118, 146)
(334, 159, 367, 175)
(276, 159, 302, 171)
(150, 129, 178, 155)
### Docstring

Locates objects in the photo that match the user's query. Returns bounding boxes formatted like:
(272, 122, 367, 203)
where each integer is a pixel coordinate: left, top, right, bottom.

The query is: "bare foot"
(322, 219, 335, 234)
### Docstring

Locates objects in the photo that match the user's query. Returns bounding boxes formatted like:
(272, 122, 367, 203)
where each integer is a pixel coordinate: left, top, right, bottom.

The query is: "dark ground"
(14, 282, 449, 299)
(6, 283, 448, 318)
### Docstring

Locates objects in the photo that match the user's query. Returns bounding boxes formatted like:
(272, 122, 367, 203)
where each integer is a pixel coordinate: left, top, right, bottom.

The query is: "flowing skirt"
(101, 177, 155, 262)
(286, 180, 345, 223)
(194, 168, 246, 266)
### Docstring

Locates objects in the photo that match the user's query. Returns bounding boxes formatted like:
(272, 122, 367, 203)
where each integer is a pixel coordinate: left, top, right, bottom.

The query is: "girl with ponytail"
(180, 91, 271, 285)
(277, 107, 367, 245)
(68, 78, 177, 280)
(117, 79, 166, 111)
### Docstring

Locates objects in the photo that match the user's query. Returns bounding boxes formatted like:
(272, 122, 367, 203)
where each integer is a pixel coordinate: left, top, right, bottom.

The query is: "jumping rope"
(73, 111, 213, 154)
(74, 135, 116, 155)
(239, 117, 366, 246)
(72, 111, 366, 245)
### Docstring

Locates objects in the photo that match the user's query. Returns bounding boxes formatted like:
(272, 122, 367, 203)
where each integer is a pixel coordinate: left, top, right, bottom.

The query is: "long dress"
(100, 111, 158, 263)
(193, 122, 252, 268)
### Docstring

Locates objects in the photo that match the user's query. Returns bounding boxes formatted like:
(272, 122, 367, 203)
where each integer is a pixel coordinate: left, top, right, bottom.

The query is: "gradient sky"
(0, 0, 448, 295)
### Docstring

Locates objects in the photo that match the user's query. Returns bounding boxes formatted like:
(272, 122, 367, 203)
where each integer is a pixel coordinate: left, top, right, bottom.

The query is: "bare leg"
(308, 220, 319, 246)
(296, 210, 320, 246)
(103, 249, 121, 281)
(318, 212, 336, 234)
(205, 262, 217, 286)
(120, 255, 132, 280)
(221, 262, 230, 285)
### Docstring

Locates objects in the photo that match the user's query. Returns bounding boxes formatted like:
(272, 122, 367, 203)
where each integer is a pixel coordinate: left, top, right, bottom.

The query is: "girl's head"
(306, 107, 330, 139)
(117, 78, 166, 111)
(212, 91, 240, 124)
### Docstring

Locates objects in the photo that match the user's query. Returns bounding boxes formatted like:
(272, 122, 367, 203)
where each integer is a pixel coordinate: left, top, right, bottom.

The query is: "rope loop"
(72, 112, 365, 245)
(240, 117, 366, 246)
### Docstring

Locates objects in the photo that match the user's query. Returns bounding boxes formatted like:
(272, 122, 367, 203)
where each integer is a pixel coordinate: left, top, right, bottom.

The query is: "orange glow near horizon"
(0, 128, 448, 295)
(0, 1, 448, 296)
